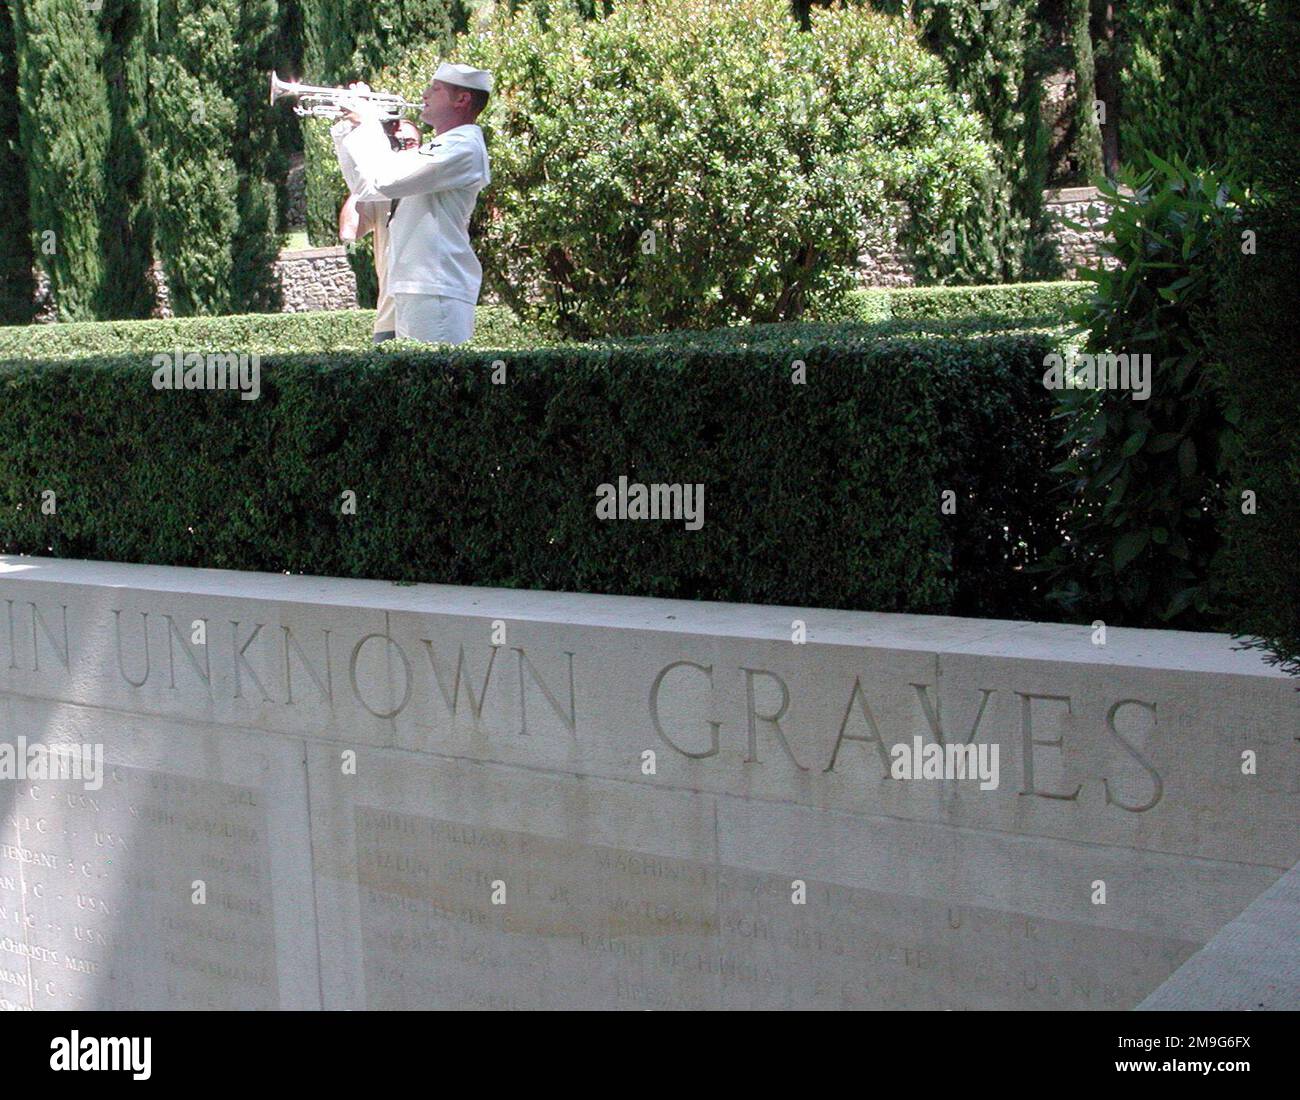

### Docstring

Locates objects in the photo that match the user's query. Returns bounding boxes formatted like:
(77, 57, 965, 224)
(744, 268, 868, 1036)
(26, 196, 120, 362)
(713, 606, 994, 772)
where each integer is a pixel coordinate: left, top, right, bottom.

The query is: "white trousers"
(394, 293, 476, 345)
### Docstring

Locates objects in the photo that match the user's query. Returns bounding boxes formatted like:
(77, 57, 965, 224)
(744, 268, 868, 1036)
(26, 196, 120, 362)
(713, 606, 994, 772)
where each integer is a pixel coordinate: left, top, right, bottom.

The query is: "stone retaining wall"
(856, 185, 1113, 288)
(33, 246, 359, 322)
(1044, 185, 1114, 277)
(276, 246, 358, 313)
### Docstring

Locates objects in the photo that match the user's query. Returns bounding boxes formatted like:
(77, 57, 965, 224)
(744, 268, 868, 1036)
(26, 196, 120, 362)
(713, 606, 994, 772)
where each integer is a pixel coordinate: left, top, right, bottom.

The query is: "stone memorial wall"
(0, 556, 1294, 1010)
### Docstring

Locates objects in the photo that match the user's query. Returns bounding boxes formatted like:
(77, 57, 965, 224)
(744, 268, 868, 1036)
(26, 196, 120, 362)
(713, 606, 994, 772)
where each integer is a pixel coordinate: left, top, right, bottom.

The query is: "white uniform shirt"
(332, 118, 490, 304)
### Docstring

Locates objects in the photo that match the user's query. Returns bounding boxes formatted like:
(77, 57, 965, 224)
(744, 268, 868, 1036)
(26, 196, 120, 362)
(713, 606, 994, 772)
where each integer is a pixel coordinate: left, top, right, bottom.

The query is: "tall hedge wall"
(1211, 0, 1300, 672)
(0, 325, 1062, 620)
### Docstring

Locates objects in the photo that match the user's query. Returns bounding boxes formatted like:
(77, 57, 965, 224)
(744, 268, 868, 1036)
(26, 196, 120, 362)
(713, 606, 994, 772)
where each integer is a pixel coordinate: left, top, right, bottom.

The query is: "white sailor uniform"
(332, 118, 490, 345)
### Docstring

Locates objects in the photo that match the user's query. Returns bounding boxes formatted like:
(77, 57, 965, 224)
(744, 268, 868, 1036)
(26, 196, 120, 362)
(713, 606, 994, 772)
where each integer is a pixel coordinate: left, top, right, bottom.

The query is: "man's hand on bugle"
(340, 82, 381, 128)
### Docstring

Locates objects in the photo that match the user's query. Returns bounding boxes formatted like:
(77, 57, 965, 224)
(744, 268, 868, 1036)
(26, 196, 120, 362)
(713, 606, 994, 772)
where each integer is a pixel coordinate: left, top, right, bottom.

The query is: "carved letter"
(350, 633, 411, 719)
(281, 625, 332, 704)
(1101, 699, 1163, 813)
(164, 614, 210, 689)
(910, 683, 994, 745)
(231, 621, 273, 701)
(29, 602, 69, 671)
(5, 600, 16, 669)
(513, 647, 576, 735)
(422, 642, 497, 725)
(112, 610, 150, 688)
(825, 676, 893, 776)
(739, 668, 806, 770)
(649, 660, 720, 759)
(1017, 692, 1081, 801)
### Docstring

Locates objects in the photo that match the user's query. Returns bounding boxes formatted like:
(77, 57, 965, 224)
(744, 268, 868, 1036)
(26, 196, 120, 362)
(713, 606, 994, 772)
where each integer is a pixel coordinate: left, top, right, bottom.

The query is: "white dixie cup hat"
(433, 61, 494, 94)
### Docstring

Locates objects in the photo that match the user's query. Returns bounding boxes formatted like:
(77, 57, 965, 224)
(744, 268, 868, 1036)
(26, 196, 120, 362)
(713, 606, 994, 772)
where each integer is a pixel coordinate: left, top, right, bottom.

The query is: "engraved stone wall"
(0, 556, 1294, 1010)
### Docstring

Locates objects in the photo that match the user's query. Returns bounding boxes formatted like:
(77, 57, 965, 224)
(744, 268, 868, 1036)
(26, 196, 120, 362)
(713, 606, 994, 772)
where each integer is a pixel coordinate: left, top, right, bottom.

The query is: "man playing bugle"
(332, 63, 493, 345)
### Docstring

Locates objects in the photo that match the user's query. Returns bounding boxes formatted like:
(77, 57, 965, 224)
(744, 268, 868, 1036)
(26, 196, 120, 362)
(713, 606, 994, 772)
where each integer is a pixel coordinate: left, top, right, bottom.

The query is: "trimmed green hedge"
(0, 306, 555, 361)
(0, 281, 1089, 361)
(823, 281, 1090, 325)
(0, 323, 1063, 619)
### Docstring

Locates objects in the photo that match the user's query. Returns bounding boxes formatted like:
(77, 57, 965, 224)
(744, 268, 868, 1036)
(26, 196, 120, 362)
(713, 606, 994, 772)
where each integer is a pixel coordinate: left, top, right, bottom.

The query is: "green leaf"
(1112, 530, 1150, 571)
(1162, 586, 1199, 619)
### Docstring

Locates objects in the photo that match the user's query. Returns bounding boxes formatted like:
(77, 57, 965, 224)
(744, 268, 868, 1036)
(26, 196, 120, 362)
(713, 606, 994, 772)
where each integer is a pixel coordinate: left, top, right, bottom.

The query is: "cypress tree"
(1068, 0, 1103, 183)
(99, 0, 157, 319)
(150, 0, 286, 315)
(908, 0, 1051, 283)
(231, 0, 289, 312)
(1117, 0, 1266, 172)
(271, 0, 307, 157)
(0, 2, 34, 323)
(149, 0, 242, 314)
(11, 1, 155, 321)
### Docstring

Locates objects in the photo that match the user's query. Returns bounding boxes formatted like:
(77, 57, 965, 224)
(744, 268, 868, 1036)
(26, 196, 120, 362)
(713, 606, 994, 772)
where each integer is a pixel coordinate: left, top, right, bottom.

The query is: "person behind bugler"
(338, 118, 422, 345)
(331, 62, 493, 345)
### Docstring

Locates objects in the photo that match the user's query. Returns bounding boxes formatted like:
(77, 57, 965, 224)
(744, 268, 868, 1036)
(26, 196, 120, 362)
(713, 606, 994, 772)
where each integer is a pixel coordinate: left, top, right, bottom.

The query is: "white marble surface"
(1, 555, 1294, 1009)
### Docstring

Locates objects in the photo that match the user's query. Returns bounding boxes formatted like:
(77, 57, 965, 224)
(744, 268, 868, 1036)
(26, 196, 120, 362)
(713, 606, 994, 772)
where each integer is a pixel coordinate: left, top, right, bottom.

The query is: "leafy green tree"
(795, 1, 1058, 284)
(383, 0, 989, 337)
